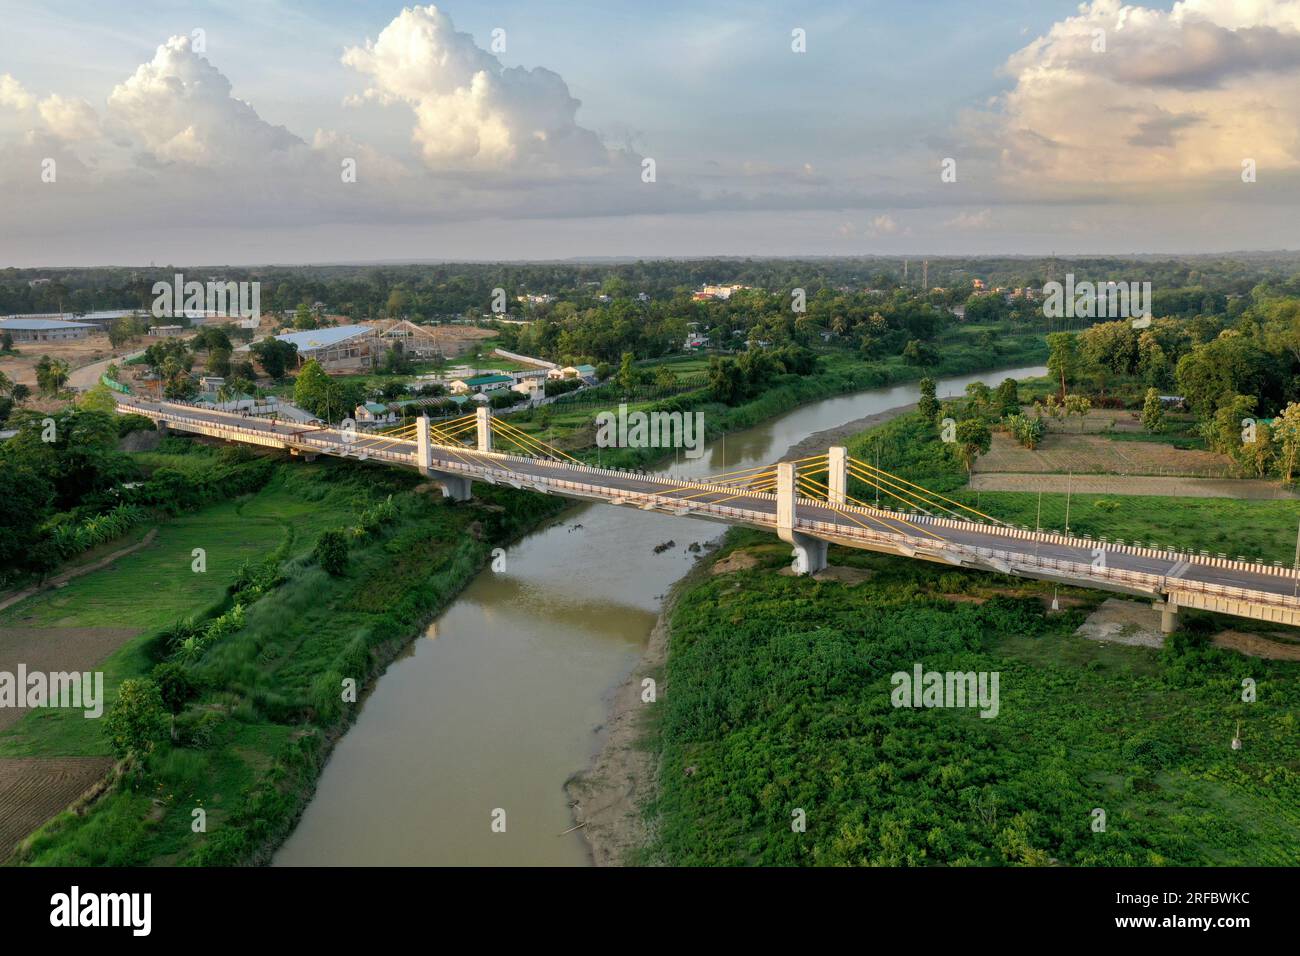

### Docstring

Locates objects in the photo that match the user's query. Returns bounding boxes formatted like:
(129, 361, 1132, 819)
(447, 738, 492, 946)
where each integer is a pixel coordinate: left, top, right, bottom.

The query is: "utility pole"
(1064, 471, 1072, 533)
(1035, 490, 1042, 533)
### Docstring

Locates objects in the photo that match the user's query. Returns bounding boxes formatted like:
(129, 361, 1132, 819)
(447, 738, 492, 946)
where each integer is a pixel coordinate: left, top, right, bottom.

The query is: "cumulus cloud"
(37, 95, 100, 142)
(867, 214, 900, 236)
(107, 35, 303, 166)
(944, 208, 993, 230)
(0, 74, 34, 111)
(964, 0, 1300, 190)
(341, 4, 613, 173)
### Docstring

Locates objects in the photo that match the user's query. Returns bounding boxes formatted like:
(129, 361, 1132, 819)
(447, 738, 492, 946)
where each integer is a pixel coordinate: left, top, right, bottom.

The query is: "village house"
(449, 373, 513, 395)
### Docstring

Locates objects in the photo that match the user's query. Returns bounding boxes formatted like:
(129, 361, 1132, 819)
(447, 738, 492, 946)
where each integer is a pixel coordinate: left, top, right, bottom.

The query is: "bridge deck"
(116, 396, 1300, 624)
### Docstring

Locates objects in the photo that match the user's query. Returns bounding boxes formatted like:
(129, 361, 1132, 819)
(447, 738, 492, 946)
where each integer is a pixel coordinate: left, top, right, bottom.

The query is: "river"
(273, 363, 1047, 866)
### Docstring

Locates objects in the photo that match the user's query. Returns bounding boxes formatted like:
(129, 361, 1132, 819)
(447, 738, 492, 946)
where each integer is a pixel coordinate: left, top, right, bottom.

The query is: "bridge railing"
(799, 517, 1300, 611)
(122, 398, 1300, 607)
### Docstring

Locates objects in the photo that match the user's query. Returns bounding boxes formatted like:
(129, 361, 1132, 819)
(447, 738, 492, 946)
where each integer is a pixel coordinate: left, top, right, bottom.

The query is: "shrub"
(314, 529, 349, 576)
(104, 679, 169, 760)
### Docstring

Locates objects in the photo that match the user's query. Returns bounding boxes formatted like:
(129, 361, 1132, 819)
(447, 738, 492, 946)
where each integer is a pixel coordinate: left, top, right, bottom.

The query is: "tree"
(995, 378, 1019, 415)
(617, 351, 639, 392)
(953, 419, 992, 476)
(1141, 388, 1165, 434)
(108, 315, 142, 348)
(965, 381, 992, 411)
(206, 346, 232, 378)
(1275, 402, 1300, 483)
(104, 679, 169, 760)
(1046, 332, 1077, 399)
(1063, 394, 1091, 432)
(151, 662, 196, 716)
(1240, 421, 1274, 478)
(250, 338, 298, 380)
(708, 356, 746, 405)
(902, 339, 938, 366)
(917, 377, 940, 423)
(0, 462, 53, 579)
(291, 361, 330, 416)
(314, 529, 349, 576)
(35, 355, 70, 395)
(79, 384, 118, 415)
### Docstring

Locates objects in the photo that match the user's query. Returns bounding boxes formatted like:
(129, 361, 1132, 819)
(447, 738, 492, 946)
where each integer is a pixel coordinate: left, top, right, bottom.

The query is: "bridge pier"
(776, 461, 828, 575)
(416, 415, 474, 501)
(1157, 599, 1179, 634)
(476, 406, 492, 453)
(427, 471, 473, 501)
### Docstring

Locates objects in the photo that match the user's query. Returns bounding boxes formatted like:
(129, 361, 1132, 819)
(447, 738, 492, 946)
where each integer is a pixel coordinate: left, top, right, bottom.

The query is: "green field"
(644, 531, 1300, 866)
(7, 442, 564, 864)
(837, 409, 1299, 564)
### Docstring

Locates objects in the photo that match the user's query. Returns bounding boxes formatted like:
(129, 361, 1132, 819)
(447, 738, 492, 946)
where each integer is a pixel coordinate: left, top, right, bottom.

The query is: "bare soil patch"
(812, 566, 875, 586)
(975, 430, 1227, 478)
(711, 549, 763, 575)
(0, 626, 140, 730)
(970, 472, 1298, 499)
(1212, 630, 1300, 661)
(1074, 598, 1165, 649)
(0, 756, 115, 861)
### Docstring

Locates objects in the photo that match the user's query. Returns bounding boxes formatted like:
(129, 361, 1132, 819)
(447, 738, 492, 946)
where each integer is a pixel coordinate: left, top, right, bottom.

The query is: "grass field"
(841, 409, 1299, 565)
(8, 439, 566, 865)
(644, 530, 1300, 866)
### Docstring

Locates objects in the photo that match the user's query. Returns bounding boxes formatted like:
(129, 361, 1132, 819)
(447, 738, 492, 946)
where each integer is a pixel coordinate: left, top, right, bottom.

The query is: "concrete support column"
(476, 406, 492, 453)
(415, 415, 432, 472)
(1158, 599, 1179, 634)
(417, 414, 472, 500)
(828, 445, 848, 506)
(776, 461, 796, 534)
(427, 470, 473, 501)
(775, 461, 828, 575)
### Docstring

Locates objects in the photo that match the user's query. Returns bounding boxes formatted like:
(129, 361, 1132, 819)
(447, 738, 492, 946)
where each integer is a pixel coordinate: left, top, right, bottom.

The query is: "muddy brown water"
(273, 364, 1047, 866)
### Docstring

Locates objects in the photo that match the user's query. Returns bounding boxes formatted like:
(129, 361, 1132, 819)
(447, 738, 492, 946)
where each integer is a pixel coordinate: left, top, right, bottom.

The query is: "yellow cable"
(848, 457, 1004, 525)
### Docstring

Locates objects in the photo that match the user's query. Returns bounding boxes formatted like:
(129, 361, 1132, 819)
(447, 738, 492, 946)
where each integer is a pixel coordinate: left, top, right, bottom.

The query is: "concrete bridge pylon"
(476, 406, 492, 453)
(416, 415, 472, 501)
(776, 461, 828, 575)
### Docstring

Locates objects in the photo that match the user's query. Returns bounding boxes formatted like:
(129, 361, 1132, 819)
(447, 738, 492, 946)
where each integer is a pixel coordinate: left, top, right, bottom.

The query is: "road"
(115, 394, 1300, 617)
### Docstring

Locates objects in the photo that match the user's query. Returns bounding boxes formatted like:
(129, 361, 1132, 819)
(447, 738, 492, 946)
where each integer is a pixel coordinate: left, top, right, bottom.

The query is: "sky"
(2, 0, 1300, 266)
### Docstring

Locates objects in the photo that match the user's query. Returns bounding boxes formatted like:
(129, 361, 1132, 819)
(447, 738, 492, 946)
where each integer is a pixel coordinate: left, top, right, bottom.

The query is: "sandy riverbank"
(566, 399, 920, 865)
(561, 552, 705, 865)
(778, 401, 916, 462)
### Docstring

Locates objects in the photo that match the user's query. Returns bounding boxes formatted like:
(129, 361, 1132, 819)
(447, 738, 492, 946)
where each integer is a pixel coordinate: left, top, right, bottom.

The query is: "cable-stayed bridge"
(115, 395, 1300, 631)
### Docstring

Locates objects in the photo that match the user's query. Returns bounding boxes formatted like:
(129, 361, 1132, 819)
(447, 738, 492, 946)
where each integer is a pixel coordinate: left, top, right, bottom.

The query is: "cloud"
(867, 214, 899, 236)
(944, 208, 993, 230)
(37, 95, 100, 142)
(341, 4, 613, 174)
(964, 0, 1300, 191)
(107, 35, 303, 166)
(0, 74, 34, 111)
